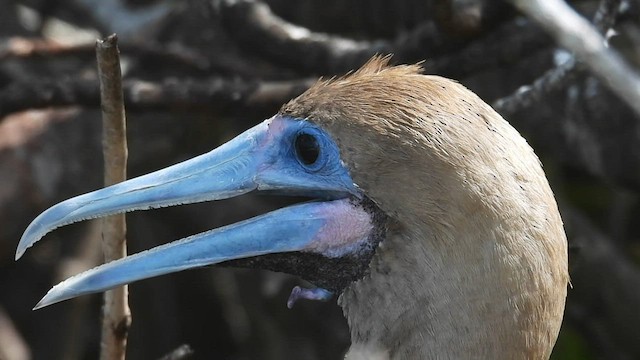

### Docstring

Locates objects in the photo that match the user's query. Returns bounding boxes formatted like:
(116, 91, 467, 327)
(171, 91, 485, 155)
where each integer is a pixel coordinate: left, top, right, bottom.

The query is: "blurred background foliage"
(0, 0, 639, 359)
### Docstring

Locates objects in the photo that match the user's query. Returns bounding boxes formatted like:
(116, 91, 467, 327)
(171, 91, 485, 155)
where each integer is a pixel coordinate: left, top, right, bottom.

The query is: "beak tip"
(16, 222, 46, 261)
(15, 244, 26, 261)
(16, 234, 35, 260)
(33, 289, 62, 310)
(33, 281, 73, 310)
(33, 298, 47, 310)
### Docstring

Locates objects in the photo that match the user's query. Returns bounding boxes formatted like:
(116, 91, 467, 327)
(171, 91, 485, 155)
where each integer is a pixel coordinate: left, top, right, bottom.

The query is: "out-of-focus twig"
(506, 0, 640, 117)
(157, 344, 194, 360)
(493, 0, 622, 117)
(493, 56, 579, 116)
(0, 306, 31, 360)
(0, 37, 211, 72)
(0, 77, 314, 118)
(219, 0, 550, 78)
(0, 37, 87, 59)
(434, 0, 486, 35)
(96, 33, 131, 360)
(217, 0, 488, 73)
(218, 0, 388, 73)
(591, 0, 623, 32)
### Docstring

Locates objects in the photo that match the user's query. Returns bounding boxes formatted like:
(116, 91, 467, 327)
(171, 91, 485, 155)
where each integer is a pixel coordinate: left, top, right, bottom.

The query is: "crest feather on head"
(279, 54, 470, 131)
(351, 55, 423, 77)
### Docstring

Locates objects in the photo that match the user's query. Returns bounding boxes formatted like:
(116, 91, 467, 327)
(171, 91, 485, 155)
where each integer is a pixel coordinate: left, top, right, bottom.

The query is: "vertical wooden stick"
(96, 33, 131, 360)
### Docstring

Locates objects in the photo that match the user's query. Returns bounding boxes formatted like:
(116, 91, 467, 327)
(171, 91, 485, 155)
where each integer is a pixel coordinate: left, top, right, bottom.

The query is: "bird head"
(17, 56, 568, 357)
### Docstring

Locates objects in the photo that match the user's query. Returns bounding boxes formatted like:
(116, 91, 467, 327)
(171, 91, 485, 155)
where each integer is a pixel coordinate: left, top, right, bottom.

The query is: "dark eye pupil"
(295, 133, 320, 165)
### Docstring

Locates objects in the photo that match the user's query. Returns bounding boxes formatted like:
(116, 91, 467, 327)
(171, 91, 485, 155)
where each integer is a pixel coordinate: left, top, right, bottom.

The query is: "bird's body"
(17, 57, 568, 359)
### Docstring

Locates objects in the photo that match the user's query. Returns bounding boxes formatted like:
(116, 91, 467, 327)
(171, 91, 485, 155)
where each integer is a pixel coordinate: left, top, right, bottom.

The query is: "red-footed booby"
(16, 57, 568, 358)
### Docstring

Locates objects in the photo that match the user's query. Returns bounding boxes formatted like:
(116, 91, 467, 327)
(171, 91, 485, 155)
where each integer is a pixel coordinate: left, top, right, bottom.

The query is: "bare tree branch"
(493, 0, 622, 117)
(507, 0, 640, 117)
(0, 306, 30, 360)
(218, 0, 551, 78)
(96, 33, 131, 360)
(218, 0, 390, 73)
(592, 0, 624, 32)
(0, 37, 217, 73)
(488, 1, 640, 193)
(157, 344, 194, 360)
(493, 57, 579, 116)
(0, 77, 314, 118)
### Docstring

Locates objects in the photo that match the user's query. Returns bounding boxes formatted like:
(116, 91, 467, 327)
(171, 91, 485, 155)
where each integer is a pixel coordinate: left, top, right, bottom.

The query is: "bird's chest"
(339, 230, 538, 359)
(339, 234, 439, 358)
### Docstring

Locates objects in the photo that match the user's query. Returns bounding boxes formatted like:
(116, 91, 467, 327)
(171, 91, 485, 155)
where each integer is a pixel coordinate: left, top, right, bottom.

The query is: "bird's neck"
(339, 221, 566, 359)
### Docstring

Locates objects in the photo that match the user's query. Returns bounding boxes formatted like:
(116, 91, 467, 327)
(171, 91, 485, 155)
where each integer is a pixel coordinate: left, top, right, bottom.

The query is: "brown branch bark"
(96, 34, 131, 360)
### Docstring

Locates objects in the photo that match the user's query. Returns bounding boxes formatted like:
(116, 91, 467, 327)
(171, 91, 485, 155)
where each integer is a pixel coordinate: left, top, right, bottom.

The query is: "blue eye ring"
(294, 128, 327, 172)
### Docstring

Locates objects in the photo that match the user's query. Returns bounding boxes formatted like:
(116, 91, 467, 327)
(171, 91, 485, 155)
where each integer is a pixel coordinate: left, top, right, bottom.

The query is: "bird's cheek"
(302, 199, 376, 258)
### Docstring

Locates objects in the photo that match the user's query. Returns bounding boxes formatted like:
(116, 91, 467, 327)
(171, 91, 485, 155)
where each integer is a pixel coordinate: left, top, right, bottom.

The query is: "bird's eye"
(295, 133, 320, 166)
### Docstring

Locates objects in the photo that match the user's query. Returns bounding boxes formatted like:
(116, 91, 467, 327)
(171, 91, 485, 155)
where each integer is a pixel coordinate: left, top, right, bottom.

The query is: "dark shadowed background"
(1, 0, 639, 359)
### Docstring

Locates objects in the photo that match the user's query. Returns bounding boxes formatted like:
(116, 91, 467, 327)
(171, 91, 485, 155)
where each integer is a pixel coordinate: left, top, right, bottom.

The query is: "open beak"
(17, 116, 373, 309)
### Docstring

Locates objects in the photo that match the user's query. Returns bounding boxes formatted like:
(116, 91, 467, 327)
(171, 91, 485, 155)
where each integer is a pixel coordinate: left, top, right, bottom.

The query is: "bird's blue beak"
(17, 116, 376, 309)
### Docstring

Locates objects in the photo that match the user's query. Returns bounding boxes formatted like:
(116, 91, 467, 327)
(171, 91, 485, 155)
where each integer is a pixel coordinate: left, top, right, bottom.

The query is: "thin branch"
(493, 0, 622, 116)
(96, 34, 131, 360)
(0, 37, 87, 59)
(506, 0, 640, 117)
(0, 37, 212, 72)
(493, 57, 578, 116)
(218, 0, 550, 78)
(0, 306, 30, 360)
(592, 0, 623, 32)
(218, 0, 389, 73)
(433, 0, 485, 35)
(489, 0, 640, 194)
(157, 345, 194, 360)
(216, 0, 479, 73)
(0, 77, 313, 118)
